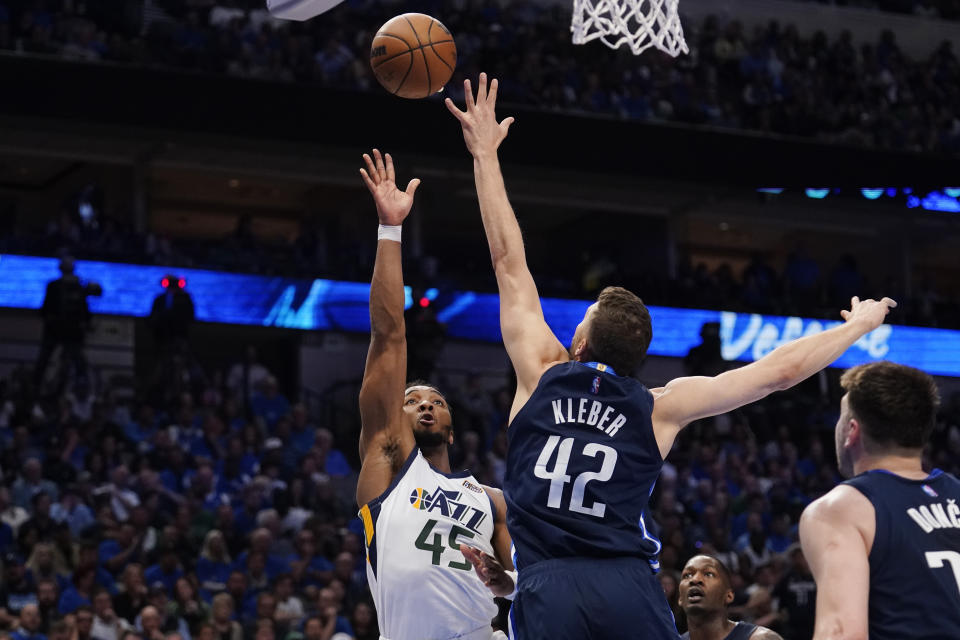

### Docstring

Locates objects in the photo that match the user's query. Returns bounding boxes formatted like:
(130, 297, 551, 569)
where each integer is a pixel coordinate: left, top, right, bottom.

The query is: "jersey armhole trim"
(507, 361, 569, 431)
(362, 446, 419, 511)
(485, 489, 497, 523)
(838, 480, 879, 560)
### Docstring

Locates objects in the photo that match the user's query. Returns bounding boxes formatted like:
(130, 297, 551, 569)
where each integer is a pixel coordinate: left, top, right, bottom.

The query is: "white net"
(571, 0, 688, 57)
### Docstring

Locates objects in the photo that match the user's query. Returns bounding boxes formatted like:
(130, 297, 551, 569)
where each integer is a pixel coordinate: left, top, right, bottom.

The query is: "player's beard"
(414, 428, 448, 450)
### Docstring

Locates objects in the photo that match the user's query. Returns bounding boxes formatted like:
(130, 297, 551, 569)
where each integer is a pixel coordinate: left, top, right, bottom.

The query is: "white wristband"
(378, 224, 401, 243)
(504, 569, 518, 600)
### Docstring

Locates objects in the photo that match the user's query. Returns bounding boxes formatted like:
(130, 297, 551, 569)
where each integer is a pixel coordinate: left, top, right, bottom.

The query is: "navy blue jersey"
(843, 469, 960, 640)
(681, 621, 758, 640)
(505, 361, 663, 570)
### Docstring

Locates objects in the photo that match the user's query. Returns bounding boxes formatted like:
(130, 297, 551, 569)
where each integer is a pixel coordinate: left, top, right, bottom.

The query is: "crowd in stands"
(1, 0, 959, 154)
(1, 295, 959, 640)
(800, 0, 960, 20)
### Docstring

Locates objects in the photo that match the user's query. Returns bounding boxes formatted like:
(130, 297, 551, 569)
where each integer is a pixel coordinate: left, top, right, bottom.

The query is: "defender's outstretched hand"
(445, 72, 515, 157)
(840, 296, 897, 331)
(460, 543, 515, 598)
(360, 149, 421, 226)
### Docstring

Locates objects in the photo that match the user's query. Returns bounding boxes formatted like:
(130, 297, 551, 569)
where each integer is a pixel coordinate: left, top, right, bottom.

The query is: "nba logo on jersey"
(591, 376, 601, 394)
(922, 484, 939, 498)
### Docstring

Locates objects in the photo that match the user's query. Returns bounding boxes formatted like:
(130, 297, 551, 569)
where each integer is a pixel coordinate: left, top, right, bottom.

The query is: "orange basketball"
(370, 13, 457, 99)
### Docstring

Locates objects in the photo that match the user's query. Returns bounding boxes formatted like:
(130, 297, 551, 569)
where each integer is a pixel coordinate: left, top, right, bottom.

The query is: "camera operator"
(34, 256, 97, 393)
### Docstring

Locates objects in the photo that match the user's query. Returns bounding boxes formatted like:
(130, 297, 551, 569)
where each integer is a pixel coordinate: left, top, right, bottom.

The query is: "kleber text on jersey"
(551, 397, 627, 437)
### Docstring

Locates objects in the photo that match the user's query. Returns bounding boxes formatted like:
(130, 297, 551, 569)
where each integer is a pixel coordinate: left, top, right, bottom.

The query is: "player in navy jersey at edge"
(678, 555, 782, 640)
(446, 72, 897, 640)
(800, 362, 960, 640)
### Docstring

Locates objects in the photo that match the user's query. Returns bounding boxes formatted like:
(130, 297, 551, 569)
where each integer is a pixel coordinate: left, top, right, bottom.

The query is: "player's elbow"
(370, 316, 405, 342)
(490, 248, 519, 274)
(769, 361, 801, 391)
(813, 614, 868, 640)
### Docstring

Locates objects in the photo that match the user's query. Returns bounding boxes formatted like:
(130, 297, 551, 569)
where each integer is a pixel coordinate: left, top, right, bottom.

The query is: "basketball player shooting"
(799, 361, 960, 640)
(445, 73, 897, 640)
(356, 149, 514, 640)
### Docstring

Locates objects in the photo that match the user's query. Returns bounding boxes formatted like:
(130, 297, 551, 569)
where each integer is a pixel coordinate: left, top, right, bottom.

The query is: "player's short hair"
(709, 556, 733, 590)
(840, 361, 940, 450)
(404, 380, 453, 415)
(588, 287, 652, 376)
(687, 554, 733, 591)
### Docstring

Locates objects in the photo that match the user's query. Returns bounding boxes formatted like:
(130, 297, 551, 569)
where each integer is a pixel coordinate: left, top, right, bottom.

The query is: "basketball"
(370, 13, 457, 99)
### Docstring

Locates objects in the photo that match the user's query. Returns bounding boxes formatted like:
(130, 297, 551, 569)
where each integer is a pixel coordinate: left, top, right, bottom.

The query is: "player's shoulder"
(749, 627, 784, 640)
(482, 485, 507, 521)
(801, 483, 874, 529)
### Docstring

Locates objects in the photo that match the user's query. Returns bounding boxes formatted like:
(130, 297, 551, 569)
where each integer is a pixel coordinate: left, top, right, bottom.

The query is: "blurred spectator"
(49, 487, 95, 538)
(12, 604, 46, 640)
(99, 526, 145, 575)
(34, 257, 91, 393)
(144, 550, 184, 598)
(684, 322, 727, 377)
(25, 542, 70, 593)
(772, 546, 816, 640)
(149, 276, 196, 354)
(312, 430, 350, 479)
(57, 566, 96, 615)
(113, 565, 149, 624)
(348, 602, 378, 640)
(136, 605, 166, 640)
(34, 580, 60, 633)
(12, 461, 60, 510)
(196, 531, 232, 596)
(2, 552, 37, 614)
(271, 575, 303, 628)
(226, 348, 273, 417)
(72, 606, 96, 640)
(91, 589, 130, 640)
(209, 594, 242, 640)
(170, 579, 207, 635)
(1, 486, 30, 537)
(250, 378, 289, 429)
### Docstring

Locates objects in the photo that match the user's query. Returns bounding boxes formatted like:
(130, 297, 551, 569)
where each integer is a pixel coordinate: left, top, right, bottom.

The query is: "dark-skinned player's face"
(678, 556, 733, 615)
(403, 386, 453, 449)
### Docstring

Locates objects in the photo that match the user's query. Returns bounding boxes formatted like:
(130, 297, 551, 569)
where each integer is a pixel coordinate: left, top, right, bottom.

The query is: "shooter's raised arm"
(356, 150, 420, 506)
(446, 74, 568, 419)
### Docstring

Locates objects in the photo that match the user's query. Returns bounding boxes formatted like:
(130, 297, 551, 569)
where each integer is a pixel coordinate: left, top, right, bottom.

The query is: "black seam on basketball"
(403, 16, 428, 97)
(420, 47, 431, 98)
(428, 42, 454, 74)
(393, 49, 415, 97)
(371, 40, 454, 69)
(403, 15, 424, 47)
(374, 32, 413, 48)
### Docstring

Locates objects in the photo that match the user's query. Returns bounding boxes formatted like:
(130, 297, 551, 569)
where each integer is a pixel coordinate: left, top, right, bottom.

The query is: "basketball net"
(571, 0, 688, 57)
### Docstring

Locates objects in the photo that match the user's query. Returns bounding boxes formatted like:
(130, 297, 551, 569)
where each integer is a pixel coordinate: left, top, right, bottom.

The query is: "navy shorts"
(509, 556, 679, 640)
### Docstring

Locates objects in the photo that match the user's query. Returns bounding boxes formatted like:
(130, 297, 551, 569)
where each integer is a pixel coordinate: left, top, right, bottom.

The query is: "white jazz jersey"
(359, 447, 498, 640)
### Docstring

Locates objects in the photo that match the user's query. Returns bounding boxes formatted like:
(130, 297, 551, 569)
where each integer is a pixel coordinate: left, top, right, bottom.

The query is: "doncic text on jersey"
(907, 498, 960, 533)
(551, 397, 627, 437)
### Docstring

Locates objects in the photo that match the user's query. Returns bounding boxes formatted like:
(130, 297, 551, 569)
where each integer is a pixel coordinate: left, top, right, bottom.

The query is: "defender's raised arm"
(446, 74, 567, 419)
(651, 296, 897, 457)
